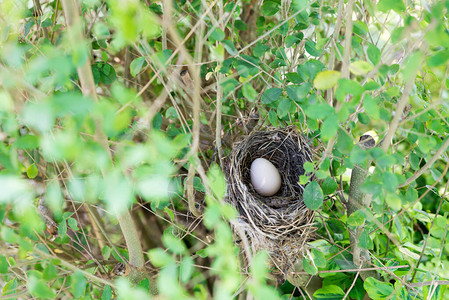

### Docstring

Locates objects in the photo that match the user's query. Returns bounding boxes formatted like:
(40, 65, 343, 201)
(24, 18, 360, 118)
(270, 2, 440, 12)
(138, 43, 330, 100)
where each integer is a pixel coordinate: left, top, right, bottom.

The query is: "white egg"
(250, 158, 282, 197)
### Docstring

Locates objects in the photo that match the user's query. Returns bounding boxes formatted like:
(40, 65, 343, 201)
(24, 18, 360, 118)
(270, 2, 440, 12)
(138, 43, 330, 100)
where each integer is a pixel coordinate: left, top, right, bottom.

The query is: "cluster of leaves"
(0, 0, 449, 299)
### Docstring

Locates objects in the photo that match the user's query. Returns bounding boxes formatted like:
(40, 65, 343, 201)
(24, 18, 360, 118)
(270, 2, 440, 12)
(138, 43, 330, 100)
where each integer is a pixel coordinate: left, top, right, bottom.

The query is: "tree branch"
(399, 137, 449, 188)
(60, 0, 146, 284)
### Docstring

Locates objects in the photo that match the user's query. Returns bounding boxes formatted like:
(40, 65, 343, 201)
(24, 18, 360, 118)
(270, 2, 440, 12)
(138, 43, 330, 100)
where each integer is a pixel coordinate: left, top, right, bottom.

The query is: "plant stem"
(347, 141, 377, 281)
(60, 0, 146, 284)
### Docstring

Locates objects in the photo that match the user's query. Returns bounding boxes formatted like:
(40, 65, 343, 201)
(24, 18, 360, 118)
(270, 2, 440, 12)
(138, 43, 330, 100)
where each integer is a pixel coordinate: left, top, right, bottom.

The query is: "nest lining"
(225, 127, 316, 278)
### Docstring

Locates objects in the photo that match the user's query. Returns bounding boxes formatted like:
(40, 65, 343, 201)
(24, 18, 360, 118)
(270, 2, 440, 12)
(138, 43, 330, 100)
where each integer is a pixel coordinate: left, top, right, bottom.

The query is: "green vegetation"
(1, 0, 449, 299)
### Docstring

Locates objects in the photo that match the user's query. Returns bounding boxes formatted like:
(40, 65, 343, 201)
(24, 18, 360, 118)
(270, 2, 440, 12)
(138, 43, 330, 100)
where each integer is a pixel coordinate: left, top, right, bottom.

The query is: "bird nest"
(225, 127, 316, 280)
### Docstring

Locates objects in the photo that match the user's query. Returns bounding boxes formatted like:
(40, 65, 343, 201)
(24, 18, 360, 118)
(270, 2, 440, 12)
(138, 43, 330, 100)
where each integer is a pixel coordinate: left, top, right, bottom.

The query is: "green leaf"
(210, 28, 225, 42)
(367, 44, 381, 65)
(285, 72, 303, 83)
(303, 181, 324, 210)
(28, 276, 56, 299)
(336, 129, 353, 154)
(253, 43, 270, 57)
(148, 248, 174, 267)
(43, 263, 58, 280)
(336, 79, 363, 102)
(427, 49, 449, 67)
(277, 98, 292, 118)
(242, 83, 258, 102)
(313, 70, 341, 89)
(349, 61, 373, 75)
(130, 57, 147, 77)
(364, 277, 395, 299)
(358, 229, 373, 250)
(363, 95, 380, 120)
(347, 209, 365, 226)
(67, 217, 79, 230)
(321, 114, 339, 140)
(311, 248, 326, 268)
(377, 0, 405, 13)
(313, 285, 345, 300)
(71, 271, 86, 298)
(15, 135, 40, 150)
(321, 177, 338, 195)
(261, 0, 280, 16)
(286, 83, 311, 102)
(268, 110, 278, 126)
(251, 251, 269, 281)
(305, 103, 334, 119)
(220, 77, 239, 94)
(0, 255, 8, 273)
(261, 88, 283, 104)
(402, 51, 423, 81)
(92, 63, 117, 85)
(207, 163, 226, 200)
(26, 163, 38, 179)
(180, 256, 194, 283)
(305, 40, 322, 57)
(302, 257, 317, 275)
(102, 285, 112, 300)
(162, 233, 186, 254)
(58, 219, 67, 238)
(386, 194, 402, 211)
(222, 40, 237, 55)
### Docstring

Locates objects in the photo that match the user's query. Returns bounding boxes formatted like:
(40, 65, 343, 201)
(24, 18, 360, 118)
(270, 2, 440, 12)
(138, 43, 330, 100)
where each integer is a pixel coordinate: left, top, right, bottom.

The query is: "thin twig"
(399, 138, 449, 188)
(292, 264, 409, 275)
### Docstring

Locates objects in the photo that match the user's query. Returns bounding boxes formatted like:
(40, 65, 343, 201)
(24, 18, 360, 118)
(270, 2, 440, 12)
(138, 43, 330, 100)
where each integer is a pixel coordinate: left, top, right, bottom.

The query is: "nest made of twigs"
(225, 127, 316, 280)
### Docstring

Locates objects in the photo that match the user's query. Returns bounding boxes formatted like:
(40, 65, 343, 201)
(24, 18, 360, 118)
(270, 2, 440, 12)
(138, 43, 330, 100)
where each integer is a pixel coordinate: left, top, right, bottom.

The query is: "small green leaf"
(222, 40, 237, 55)
(303, 181, 324, 210)
(336, 129, 353, 154)
(207, 163, 226, 200)
(162, 233, 186, 254)
(67, 217, 79, 230)
(242, 83, 258, 102)
(302, 257, 317, 275)
(15, 135, 40, 150)
(130, 57, 147, 77)
(349, 61, 374, 75)
(311, 248, 326, 268)
(427, 50, 449, 67)
(321, 114, 339, 140)
(305, 40, 322, 57)
(358, 229, 373, 249)
(367, 44, 381, 65)
(364, 277, 395, 299)
(58, 219, 67, 238)
(277, 98, 292, 118)
(321, 177, 338, 195)
(148, 248, 174, 267)
(71, 271, 86, 298)
(253, 43, 270, 57)
(210, 28, 225, 42)
(313, 70, 341, 89)
(180, 256, 194, 283)
(102, 285, 112, 300)
(0, 255, 8, 273)
(305, 103, 335, 119)
(26, 163, 38, 179)
(377, 0, 405, 13)
(261, 0, 280, 16)
(261, 88, 283, 104)
(268, 110, 278, 126)
(286, 83, 311, 102)
(28, 276, 56, 299)
(347, 209, 365, 226)
(314, 285, 345, 300)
